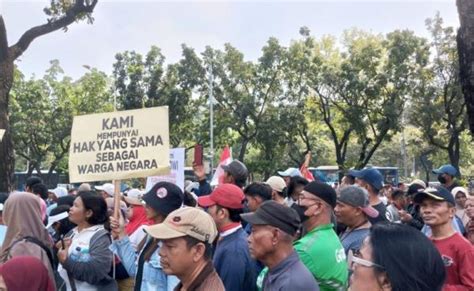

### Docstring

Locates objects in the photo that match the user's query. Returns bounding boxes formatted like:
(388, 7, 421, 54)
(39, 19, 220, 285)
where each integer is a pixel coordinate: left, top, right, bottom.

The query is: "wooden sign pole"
(113, 180, 121, 220)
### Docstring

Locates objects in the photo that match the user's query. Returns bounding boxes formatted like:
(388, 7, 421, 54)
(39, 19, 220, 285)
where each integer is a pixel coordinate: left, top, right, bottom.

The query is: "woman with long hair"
(349, 222, 446, 291)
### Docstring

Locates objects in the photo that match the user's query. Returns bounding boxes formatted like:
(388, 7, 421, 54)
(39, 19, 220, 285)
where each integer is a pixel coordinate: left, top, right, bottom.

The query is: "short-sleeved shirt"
(258, 224, 347, 291)
(431, 232, 474, 290)
(339, 227, 370, 256)
(368, 202, 388, 224)
(263, 251, 319, 291)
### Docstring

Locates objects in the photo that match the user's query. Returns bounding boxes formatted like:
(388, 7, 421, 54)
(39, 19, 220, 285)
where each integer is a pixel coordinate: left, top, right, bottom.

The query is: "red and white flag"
(211, 146, 232, 186)
(300, 151, 315, 182)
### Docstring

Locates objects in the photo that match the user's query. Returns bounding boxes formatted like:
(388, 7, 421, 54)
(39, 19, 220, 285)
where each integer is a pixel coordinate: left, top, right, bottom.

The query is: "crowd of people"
(0, 161, 472, 291)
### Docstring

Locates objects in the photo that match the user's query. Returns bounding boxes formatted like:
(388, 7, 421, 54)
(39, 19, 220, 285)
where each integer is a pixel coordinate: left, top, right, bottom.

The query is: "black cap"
(143, 182, 184, 216)
(303, 181, 337, 208)
(240, 200, 301, 236)
(222, 160, 248, 182)
(26, 176, 43, 188)
(406, 183, 424, 196)
(413, 186, 455, 205)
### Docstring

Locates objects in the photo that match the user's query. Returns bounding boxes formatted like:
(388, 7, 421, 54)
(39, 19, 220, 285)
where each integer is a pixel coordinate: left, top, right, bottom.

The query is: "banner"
(0, 129, 4, 141)
(69, 107, 170, 183)
(146, 148, 185, 191)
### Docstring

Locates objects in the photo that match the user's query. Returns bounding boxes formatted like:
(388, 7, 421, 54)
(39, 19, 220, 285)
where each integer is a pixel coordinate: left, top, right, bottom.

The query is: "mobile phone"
(194, 144, 203, 166)
(60, 235, 65, 249)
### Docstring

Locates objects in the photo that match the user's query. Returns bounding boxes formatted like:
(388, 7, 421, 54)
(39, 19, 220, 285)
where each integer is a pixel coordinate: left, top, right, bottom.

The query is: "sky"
(2, 0, 460, 80)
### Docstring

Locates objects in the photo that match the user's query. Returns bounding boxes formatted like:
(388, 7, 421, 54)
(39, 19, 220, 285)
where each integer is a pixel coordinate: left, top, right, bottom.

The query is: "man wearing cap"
(433, 164, 460, 192)
(242, 201, 319, 290)
(265, 176, 287, 205)
(278, 167, 302, 185)
(290, 181, 347, 291)
(110, 182, 183, 291)
(334, 185, 377, 256)
(399, 180, 426, 230)
(145, 207, 225, 291)
(415, 186, 474, 290)
(198, 184, 257, 291)
(349, 168, 388, 224)
(222, 160, 249, 188)
(95, 182, 115, 200)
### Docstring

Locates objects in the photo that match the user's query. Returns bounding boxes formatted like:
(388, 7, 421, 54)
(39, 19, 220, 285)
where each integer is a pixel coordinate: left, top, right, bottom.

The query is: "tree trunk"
(448, 133, 462, 177)
(0, 58, 14, 192)
(457, 0, 474, 135)
(238, 139, 249, 162)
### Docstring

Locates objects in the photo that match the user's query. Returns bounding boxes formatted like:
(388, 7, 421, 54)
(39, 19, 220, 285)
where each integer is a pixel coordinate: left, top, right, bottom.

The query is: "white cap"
(408, 179, 426, 189)
(49, 187, 68, 198)
(95, 183, 115, 197)
(277, 168, 302, 177)
(266, 176, 286, 193)
(46, 211, 69, 229)
(124, 188, 144, 206)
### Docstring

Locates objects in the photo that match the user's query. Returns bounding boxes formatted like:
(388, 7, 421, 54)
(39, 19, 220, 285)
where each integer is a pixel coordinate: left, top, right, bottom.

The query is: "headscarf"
(0, 256, 55, 291)
(0, 192, 52, 262)
(125, 205, 153, 235)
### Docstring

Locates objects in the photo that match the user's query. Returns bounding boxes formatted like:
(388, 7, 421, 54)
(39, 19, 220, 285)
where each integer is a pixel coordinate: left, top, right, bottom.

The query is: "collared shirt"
(263, 251, 319, 291)
(220, 224, 242, 238)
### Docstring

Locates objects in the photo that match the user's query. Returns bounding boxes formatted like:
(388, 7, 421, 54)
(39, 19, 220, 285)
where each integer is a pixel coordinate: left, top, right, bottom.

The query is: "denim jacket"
(110, 235, 178, 291)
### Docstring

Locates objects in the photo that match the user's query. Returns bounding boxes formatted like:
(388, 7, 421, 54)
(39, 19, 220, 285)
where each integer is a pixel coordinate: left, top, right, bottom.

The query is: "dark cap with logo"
(222, 160, 248, 182)
(303, 181, 337, 208)
(413, 186, 455, 205)
(240, 200, 301, 236)
(142, 182, 184, 216)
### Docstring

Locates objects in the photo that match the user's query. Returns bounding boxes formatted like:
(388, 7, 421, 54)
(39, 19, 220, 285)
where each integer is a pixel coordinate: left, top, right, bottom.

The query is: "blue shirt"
(263, 251, 320, 291)
(339, 227, 370, 256)
(213, 227, 258, 291)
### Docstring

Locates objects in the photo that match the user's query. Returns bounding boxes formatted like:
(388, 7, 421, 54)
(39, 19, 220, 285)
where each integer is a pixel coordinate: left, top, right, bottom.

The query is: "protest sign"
(146, 147, 185, 191)
(69, 107, 170, 183)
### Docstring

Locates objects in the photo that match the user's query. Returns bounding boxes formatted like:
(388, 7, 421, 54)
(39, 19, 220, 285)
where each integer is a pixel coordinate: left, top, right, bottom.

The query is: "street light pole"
(209, 64, 214, 174)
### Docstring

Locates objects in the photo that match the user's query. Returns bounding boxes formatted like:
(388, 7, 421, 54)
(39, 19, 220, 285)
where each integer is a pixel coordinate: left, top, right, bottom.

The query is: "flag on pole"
(300, 151, 315, 182)
(211, 146, 232, 186)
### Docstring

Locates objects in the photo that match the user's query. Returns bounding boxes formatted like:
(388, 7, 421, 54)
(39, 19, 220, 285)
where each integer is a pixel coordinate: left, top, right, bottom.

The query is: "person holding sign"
(110, 182, 183, 291)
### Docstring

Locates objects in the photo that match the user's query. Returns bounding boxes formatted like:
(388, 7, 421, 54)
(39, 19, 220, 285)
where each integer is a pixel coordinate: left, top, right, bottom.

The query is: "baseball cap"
(266, 176, 286, 193)
(277, 168, 302, 177)
(95, 183, 115, 197)
(337, 185, 379, 218)
(46, 211, 69, 229)
(432, 164, 457, 176)
(407, 179, 426, 189)
(303, 181, 337, 208)
(124, 188, 144, 206)
(413, 186, 456, 205)
(222, 160, 248, 182)
(145, 207, 218, 244)
(349, 168, 384, 191)
(198, 184, 245, 209)
(240, 200, 301, 236)
(142, 182, 184, 216)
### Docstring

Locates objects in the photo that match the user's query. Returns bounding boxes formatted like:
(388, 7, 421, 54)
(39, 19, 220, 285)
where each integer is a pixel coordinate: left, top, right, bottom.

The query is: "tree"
(113, 45, 206, 148)
(410, 15, 467, 175)
(457, 0, 474, 136)
(10, 61, 112, 185)
(0, 0, 99, 191)
(304, 29, 427, 173)
(201, 39, 286, 163)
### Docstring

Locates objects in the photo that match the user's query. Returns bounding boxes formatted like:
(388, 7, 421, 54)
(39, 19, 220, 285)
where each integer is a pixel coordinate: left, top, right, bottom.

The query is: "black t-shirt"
(368, 202, 389, 224)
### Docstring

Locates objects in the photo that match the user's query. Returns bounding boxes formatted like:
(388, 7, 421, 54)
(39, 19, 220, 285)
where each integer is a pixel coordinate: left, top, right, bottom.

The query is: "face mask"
(291, 204, 310, 223)
(437, 174, 447, 184)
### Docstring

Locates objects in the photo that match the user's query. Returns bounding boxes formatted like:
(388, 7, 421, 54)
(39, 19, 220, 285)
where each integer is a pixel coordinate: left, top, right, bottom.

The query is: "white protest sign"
(69, 107, 170, 183)
(146, 148, 185, 191)
(0, 130, 4, 142)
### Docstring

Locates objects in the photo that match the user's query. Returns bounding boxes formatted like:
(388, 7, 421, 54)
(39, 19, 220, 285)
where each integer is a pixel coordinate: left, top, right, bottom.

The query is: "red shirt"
(431, 232, 474, 291)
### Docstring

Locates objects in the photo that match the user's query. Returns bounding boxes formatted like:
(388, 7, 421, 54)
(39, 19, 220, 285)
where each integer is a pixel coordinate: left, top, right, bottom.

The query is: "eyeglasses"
(347, 249, 384, 270)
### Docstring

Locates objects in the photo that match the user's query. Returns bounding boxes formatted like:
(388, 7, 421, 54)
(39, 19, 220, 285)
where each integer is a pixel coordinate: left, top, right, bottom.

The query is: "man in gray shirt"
(241, 200, 319, 291)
